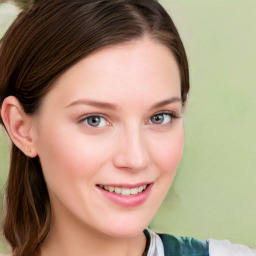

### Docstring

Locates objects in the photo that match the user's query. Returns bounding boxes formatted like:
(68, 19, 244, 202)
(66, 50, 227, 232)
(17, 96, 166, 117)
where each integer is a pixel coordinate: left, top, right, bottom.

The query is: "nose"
(112, 125, 150, 171)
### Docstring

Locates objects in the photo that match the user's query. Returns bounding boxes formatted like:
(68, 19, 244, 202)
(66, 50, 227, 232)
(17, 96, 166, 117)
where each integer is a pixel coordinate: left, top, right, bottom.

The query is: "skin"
(1, 37, 184, 256)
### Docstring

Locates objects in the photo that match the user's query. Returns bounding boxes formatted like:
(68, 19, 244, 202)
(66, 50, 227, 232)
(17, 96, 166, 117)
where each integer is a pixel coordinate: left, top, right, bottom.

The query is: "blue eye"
(84, 116, 107, 128)
(150, 113, 172, 125)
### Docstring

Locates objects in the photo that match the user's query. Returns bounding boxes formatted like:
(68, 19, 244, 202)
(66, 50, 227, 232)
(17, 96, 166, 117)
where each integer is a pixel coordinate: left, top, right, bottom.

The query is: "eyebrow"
(65, 99, 118, 110)
(65, 97, 182, 110)
(151, 97, 182, 109)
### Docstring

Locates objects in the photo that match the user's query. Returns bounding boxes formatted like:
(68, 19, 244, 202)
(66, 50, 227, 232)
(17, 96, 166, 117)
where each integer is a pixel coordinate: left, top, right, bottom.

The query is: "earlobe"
(1, 96, 37, 158)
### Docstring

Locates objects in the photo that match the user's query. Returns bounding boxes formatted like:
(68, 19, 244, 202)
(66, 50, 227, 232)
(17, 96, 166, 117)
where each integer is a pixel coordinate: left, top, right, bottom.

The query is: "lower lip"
(97, 184, 153, 207)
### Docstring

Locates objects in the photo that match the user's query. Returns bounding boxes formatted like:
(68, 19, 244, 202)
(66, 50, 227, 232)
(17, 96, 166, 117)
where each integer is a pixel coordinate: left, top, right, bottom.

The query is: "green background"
(0, 0, 255, 251)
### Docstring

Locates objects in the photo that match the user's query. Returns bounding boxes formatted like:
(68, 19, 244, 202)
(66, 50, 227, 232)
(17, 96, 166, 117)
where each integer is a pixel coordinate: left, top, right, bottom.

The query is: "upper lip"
(96, 182, 152, 188)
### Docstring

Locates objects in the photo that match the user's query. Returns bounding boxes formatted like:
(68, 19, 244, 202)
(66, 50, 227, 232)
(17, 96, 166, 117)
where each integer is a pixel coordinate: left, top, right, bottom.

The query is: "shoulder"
(209, 239, 256, 256)
(158, 233, 209, 256)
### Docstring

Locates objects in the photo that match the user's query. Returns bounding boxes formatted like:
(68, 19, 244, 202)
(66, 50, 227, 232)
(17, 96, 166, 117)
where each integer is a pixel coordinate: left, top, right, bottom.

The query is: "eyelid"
(151, 110, 180, 118)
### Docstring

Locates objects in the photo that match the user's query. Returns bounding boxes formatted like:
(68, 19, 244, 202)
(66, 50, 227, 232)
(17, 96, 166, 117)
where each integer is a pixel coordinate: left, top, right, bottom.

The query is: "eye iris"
(88, 116, 101, 126)
(151, 114, 164, 124)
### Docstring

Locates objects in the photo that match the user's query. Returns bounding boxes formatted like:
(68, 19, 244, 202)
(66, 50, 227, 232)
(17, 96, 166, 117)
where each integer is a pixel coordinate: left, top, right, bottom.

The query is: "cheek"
(35, 125, 109, 213)
(36, 122, 111, 184)
(151, 125, 184, 175)
(145, 125, 184, 217)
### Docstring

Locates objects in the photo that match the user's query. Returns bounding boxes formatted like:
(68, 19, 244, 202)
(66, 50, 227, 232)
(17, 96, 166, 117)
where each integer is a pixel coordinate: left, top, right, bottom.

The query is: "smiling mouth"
(97, 184, 148, 196)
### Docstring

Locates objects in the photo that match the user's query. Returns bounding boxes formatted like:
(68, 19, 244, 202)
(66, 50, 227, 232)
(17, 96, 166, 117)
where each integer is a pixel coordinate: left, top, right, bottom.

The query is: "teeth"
(108, 186, 115, 192)
(99, 185, 147, 195)
(122, 188, 130, 196)
(114, 187, 121, 194)
(130, 187, 139, 195)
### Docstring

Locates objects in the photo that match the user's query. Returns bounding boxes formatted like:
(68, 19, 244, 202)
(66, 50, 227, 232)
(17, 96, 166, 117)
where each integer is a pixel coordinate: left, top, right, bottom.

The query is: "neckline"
(142, 229, 151, 256)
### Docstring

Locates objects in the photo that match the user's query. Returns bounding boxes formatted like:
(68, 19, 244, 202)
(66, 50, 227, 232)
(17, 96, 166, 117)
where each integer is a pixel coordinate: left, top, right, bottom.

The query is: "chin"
(100, 217, 151, 239)
(106, 228, 145, 239)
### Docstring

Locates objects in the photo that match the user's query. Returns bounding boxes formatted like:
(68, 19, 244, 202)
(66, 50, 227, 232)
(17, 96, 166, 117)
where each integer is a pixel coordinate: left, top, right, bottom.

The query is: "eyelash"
(148, 111, 179, 126)
(78, 111, 179, 129)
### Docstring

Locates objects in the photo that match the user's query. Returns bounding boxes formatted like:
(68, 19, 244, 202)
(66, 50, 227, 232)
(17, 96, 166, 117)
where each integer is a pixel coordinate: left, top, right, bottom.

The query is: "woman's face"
(32, 37, 184, 238)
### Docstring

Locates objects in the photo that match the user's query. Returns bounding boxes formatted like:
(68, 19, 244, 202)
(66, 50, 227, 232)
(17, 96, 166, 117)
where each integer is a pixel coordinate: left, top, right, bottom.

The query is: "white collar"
(145, 229, 165, 256)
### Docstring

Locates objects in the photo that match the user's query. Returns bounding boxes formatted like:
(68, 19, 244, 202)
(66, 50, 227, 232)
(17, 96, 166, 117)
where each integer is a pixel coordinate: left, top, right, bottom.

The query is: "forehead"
(40, 37, 181, 110)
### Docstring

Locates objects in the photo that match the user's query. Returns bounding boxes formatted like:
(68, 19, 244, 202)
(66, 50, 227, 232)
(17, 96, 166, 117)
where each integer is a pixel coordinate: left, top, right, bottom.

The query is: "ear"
(1, 96, 37, 157)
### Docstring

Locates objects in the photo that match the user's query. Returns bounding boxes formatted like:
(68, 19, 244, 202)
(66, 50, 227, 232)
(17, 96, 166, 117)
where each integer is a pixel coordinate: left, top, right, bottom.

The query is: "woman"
(0, 0, 255, 255)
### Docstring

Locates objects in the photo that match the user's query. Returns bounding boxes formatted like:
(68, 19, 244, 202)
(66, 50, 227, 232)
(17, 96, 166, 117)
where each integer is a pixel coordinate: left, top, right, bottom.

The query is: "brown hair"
(0, 0, 189, 255)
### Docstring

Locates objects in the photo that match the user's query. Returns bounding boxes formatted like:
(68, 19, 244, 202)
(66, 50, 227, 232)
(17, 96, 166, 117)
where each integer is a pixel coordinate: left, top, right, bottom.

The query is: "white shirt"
(209, 239, 256, 256)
